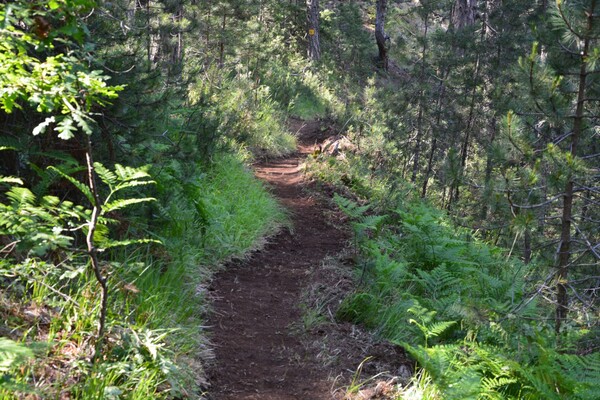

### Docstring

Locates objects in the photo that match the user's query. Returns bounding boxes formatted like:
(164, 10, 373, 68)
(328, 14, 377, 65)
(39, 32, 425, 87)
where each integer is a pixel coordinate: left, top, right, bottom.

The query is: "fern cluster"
(335, 196, 600, 399)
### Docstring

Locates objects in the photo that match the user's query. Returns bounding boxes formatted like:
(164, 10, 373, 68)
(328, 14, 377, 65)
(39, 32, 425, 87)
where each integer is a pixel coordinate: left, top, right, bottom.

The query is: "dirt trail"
(207, 120, 348, 399)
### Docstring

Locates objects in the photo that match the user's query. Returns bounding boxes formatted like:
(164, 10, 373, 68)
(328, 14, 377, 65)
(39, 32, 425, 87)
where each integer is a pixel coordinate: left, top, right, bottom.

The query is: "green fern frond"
(415, 265, 461, 297)
(103, 197, 156, 213)
(403, 342, 457, 383)
(558, 352, 600, 398)
(48, 166, 94, 205)
(100, 238, 162, 250)
(355, 214, 386, 232)
(0, 136, 23, 152)
(113, 163, 152, 182)
(481, 376, 518, 392)
(519, 368, 563, 400)
(115, 179, 156, 191)
(426, 321, 457, 339)
(6, 187, 36, 206)
(31, 160, 83, 196)
(0, 338, 33, 373)
(0, 176, 23, 185)
(334, 193, 370, 219)
(94, 162, 118, 187)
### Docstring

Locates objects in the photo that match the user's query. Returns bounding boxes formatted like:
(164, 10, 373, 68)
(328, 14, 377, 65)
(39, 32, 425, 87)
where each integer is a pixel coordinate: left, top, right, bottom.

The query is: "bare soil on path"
(207, 120, 410, 400)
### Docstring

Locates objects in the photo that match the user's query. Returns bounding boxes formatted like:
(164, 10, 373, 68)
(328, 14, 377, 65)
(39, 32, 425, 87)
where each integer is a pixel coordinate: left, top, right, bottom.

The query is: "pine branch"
(508, 193, 564, 210)
(572, 221, 600, 259)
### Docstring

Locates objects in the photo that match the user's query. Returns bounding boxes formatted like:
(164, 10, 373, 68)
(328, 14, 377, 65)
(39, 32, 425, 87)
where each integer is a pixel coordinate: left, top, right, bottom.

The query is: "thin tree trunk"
(306, 0, 321, 61)
(219, 12, 226, 67)
(422, 67, 449, 198)
(480, 117, 497, 220)
(421, 136, 436, 197)
(412, 107, 424, 183)
(555, 0, 595, 334)
(375, 0, 388, 69)
(206, 0, 211, 47)
(451, 34, 482, 205)
(411, 13, 429, 183)
(524, 228, 531, 264)
(147, 0, 151, 70)
(86, 137, 108, 359)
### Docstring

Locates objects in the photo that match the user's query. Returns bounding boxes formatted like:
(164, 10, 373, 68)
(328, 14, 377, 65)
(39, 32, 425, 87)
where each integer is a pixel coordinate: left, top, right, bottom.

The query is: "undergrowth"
(322, 184, 600, 399)
(0, 149, 287, 398)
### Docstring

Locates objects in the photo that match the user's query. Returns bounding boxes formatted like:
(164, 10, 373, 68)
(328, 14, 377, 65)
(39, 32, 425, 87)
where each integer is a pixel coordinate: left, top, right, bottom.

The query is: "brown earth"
(206, 119, 411, 400)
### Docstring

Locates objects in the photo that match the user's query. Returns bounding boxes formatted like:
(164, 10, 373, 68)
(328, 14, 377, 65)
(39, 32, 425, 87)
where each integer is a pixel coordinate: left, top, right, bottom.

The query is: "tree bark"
(524, 228, 531, 264)
(480, 117, 497, 220)
(450, 7, 483, 205)
(411, 13, 429, 183)
(219, 12, 226, 67)
(555, 0, 595, 334)
(306, 0, 321, 61)
(422, 68, 449, 198)
(452, 0, 477, 29)
(375, 0, 388, 69)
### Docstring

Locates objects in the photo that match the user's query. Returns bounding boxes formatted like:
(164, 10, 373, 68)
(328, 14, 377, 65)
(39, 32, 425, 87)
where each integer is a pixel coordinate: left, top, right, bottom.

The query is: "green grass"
(0, 148, 288, 399)
(189, 70, 298, 159)
(199, 151, 288, 262)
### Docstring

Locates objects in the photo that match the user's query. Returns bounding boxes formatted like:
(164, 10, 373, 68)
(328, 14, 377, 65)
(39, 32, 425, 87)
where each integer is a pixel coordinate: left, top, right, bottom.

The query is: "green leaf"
(72, 110, 93, 135)
(114, 164, 152, 182)
(32, 116, 55, 136)
(55, 117, 77, 140)
(100, 238, 162, 250)
(48, 166, 94, 205)
(93, 162, 117, 186)
(59, 264, 87, 280)
(6, 187, 35, 206)
(0, 338, 33, 373)
(0, 176, 23, 185)
(103, 197, 156, 213)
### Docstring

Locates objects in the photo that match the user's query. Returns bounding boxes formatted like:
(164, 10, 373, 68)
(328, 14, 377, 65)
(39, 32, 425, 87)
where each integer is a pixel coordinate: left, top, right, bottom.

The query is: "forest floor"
(206, 119, 411, 400)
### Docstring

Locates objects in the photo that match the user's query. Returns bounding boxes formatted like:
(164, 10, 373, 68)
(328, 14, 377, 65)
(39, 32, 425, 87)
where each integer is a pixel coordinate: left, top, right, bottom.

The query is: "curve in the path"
(207, 120, 347, 400)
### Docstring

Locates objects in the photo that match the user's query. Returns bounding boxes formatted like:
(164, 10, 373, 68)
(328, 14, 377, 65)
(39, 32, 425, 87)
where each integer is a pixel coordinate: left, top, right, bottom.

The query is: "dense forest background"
(1, 0, 599, 398)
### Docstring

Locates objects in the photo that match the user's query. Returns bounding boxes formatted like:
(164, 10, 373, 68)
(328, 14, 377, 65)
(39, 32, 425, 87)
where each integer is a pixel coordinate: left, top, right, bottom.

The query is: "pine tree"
(498, 0, 600, 333)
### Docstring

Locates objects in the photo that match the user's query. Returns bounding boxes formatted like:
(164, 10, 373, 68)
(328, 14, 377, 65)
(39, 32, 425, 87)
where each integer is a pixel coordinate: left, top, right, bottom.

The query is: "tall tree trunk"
(450, 5, 483, 205)
(421, 136, 436, 197)
(206, 0, 211, 47)
(306, 0, 321, 61)
(146, 0, 152, 70)
(524, 228, 531, 264)
(452, 0, 477, 29)
(375, 0, 388, 69)
(219, 12, 226, 67)
(411, 107, 423, 183)
(411, 13, 429, 183)
(452, 63, 478, 204)
(480, 117, 497, 220)
(422, 67, 450, 198)
(555, 1, 595, 333)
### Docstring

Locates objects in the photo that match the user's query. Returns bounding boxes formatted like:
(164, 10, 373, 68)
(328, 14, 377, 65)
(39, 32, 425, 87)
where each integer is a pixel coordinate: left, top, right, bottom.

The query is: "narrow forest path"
(207, 120, 349, 399)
